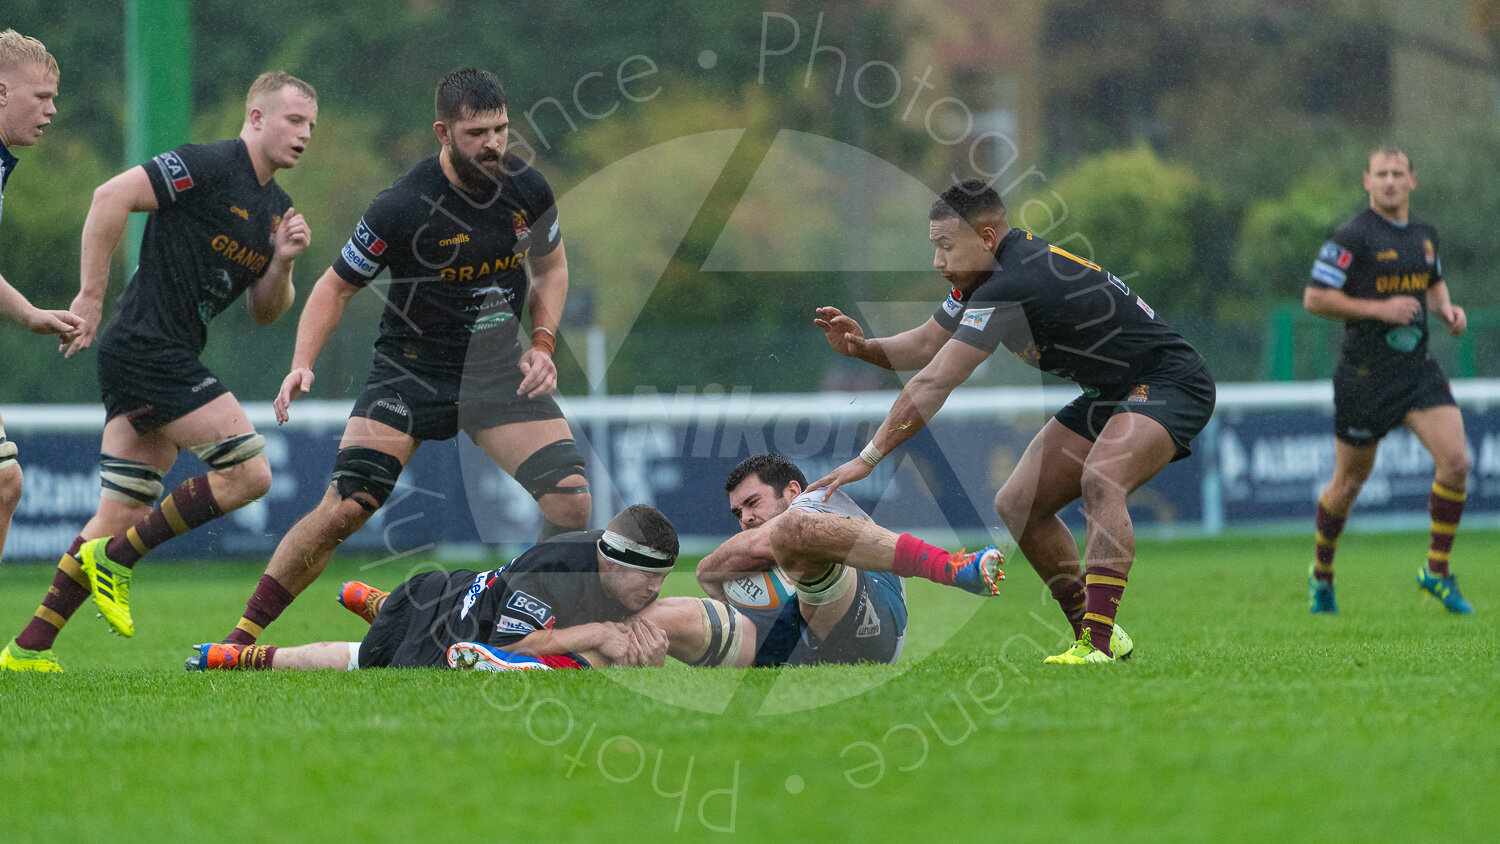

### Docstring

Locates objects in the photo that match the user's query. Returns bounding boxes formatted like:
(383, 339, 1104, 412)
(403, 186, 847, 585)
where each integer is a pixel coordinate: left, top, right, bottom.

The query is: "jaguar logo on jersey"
(353, 219, 387, 256)
(512, 211, 531, 238)
(153, 151, 194, 195)
(1423, 238, 1436, 266)
(1319, 241, 1353, 270)
(960, 307, 994, 331)
(506, 591, 554, 628)
(1128, 384, 1150, 403)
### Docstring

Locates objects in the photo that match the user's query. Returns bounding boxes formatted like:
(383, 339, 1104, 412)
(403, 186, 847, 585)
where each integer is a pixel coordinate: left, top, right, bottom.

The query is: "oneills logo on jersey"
(438, 232, 471, 248)
(353, 219, 387, 256)
(153, 151, 194, 197)
(229, 205, 250, 221)
(1376, 249, 1399, 262)
(960, 307, 994, 331)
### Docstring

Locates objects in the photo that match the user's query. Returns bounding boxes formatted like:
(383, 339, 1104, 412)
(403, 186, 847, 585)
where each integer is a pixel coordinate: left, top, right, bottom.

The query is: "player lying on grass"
(187, 505, 754, 671)
(696, 452, 1004, 667)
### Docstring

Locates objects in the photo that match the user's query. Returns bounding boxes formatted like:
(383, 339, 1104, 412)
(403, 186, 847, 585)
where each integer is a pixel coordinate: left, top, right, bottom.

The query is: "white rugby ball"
(722, 568, 796, 611)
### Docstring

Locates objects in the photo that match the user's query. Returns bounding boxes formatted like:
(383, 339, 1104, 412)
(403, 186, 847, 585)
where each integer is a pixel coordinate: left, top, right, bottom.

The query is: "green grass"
(2, 531, 1498, 843)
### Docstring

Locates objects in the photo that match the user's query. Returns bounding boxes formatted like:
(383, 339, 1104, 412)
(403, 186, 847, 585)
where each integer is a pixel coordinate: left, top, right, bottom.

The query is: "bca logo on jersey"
(1319, 241, 1353, 270)
(154, 151, 194, 193)
(506, 591, 554, 628)
(353, 219, 387, 256)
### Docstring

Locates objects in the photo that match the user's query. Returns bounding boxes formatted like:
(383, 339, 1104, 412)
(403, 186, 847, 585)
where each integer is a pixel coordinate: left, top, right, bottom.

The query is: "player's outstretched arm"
(248, 207, 311, 325)
(808, 339, 988, 498)
(63, 166, 159, 357)
(1304, 285, 1421, 325)
(518, 242, 568, 399)
(273, 268, 361, 425)
(814, 307, 949, 371)
(0, 272, 84, 338)
(696, 525, 777, 601)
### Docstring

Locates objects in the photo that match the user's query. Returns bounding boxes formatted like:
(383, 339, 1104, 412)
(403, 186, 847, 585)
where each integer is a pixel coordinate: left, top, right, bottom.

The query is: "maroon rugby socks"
(14, 536, 89, 652)
(1426, 482, 1465, 577)
(224, 575, 297, 645)
(1312, 496, 1348, 585)
(1082, 566, 1127, 657)
(105, 475, 224, 568)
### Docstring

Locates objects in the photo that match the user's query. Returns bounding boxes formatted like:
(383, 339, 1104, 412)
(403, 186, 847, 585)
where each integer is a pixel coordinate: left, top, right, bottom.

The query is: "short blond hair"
(0, 29, 59, 79)
(245, 71, 317, 114)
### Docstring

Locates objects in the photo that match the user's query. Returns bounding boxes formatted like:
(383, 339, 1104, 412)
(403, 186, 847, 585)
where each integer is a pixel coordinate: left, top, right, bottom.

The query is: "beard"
(450, 145, 505, 195)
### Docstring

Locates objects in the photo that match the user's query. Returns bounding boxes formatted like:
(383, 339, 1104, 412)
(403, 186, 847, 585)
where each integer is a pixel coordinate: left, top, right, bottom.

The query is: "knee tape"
(190, 432, 266, 470)
(793, 563, 854, 607)
(514, 438, 588, 499)
(100, 453, 166, 506)
(685, 599, 748, 668)
(331, 446, 404, 511)
(0, 425, 16, 472)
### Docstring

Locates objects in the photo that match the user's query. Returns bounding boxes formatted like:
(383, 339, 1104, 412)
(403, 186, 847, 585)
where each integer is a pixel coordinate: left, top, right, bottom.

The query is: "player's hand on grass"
(1439, 303, 1467, 336)
(627, 618, 669, 667)
(273, 208, 311, 262)
(805, 456, 873, 501)
(518, 347, 557, 398)
(59, 294, 102, 358)
(815, 306, 870, 358)
(23, 306, 84, 337)
(1378, 295, 1422, 325)
(274, 367, 315, 425)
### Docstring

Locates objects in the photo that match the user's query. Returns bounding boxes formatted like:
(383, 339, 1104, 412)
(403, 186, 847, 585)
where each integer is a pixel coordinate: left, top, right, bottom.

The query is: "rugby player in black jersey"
(2, 73, 316, 670)
(188, 505, 756, 672)
(1304, 146, 1475, 615)
(0, 32, 89, 673)
(218, 69, 591, 647)
(810, 179, 1215, 664)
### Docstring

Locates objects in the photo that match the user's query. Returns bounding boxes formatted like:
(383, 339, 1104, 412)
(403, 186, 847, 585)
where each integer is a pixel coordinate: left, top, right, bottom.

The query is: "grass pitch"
(2, 530, 1497, 843)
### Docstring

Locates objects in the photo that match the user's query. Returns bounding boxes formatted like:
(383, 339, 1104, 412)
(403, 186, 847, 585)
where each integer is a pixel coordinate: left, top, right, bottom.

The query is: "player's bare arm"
(510, 620, 640, 663)
(246, 207, 310, 325)
(696, 524, 777, 601)
(1425, 280, 1466, 336)
(1303, 285, 1421, 325)
(64, 166, 158, 357)
(0, 272, 82, 337)
(518, 241, 567, 399)
(274, 268, 361, 424)
(814, 307, 949, 371)
(809, 338, 988, 497)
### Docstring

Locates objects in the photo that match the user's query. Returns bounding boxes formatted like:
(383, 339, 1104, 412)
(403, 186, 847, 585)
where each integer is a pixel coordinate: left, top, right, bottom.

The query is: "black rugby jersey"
(101, 139, 292, 357)
(1309, 208, 1442, 373)
(412, 531, 632, 651)
(331, 153, 562, 370)
(933, 228, 1204, 389)
(0, 139, 16, 230)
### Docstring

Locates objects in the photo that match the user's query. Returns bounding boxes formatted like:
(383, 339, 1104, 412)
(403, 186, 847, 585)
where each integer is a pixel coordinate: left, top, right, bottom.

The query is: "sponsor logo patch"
(1318, 241, 1353, 270)
(459, 571, 494, 620)
(1423, 238, 1436, 266)
(512, 211, 531, 239)
(942, 294, 963, 318)
(506, 590, 553, 627)
(1136, 297, 1156, 319)
(959, 307, 994, 331)
(341, 241, 379, 278)
(153, 151, 194, 195)
(496, 615, 537, 635)
(1128, 384, 1150, 402)
(353, 219, 387, 256)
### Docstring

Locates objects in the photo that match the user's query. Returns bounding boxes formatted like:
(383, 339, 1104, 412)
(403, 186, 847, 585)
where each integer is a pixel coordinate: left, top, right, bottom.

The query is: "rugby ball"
(722, 568, 796, 611)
